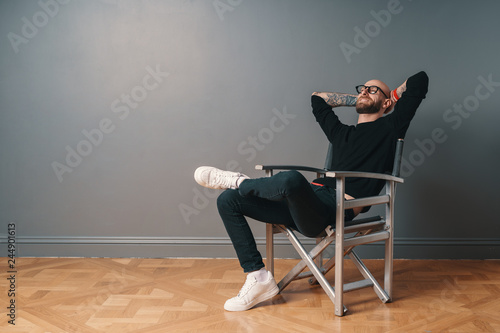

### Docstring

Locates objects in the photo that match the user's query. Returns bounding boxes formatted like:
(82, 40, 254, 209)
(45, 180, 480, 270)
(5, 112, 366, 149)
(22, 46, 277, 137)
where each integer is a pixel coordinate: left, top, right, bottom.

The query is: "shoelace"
(237, 277, 257, 298)
(212, 170, 239, 189)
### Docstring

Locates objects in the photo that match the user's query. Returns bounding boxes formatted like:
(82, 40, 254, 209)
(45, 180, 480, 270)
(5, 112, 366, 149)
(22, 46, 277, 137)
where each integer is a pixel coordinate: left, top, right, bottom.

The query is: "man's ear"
(383, 99, 393, 114)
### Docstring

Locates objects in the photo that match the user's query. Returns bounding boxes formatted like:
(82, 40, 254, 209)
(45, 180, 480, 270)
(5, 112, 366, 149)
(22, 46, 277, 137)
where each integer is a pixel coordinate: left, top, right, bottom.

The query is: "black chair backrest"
(324, 143, 335, 171)
(323, 138, 405, 177)
(392, 138, 404, 177)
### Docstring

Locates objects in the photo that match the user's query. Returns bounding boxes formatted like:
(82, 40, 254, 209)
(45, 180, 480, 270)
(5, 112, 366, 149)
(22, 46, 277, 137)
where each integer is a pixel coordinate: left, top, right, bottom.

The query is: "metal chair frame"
(255, 139, 405, 316)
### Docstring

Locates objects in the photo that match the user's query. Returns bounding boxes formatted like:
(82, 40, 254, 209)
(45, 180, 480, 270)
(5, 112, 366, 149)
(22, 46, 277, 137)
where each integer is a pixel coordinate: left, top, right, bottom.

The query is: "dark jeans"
(217, 170, 354, 273)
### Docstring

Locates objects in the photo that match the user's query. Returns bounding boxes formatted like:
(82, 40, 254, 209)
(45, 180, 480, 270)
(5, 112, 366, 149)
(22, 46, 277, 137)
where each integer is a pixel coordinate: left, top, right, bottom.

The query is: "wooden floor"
(1, 258, 500, 332)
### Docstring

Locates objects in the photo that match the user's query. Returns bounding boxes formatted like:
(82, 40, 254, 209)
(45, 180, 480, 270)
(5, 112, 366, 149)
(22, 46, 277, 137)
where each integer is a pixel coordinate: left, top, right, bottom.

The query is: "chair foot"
(336, 305, 349, 316)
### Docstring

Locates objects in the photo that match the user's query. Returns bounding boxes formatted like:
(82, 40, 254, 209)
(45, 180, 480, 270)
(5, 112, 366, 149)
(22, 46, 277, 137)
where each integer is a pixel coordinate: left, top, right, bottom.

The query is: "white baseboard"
(1, 236, 499, 259)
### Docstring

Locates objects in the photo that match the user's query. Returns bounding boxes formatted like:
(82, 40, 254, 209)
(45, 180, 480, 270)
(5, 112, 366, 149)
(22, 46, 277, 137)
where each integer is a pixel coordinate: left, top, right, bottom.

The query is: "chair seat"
(304, 215, 385, 238)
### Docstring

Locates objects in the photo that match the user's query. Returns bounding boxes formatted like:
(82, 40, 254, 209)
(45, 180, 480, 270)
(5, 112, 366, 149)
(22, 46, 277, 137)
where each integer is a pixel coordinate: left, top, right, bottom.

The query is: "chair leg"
(281, 227, 343, 312)
(334, 177, 346, 316)
(314, 237, 323, 270)
(308, 238, 326, 285)
(349, 250, 390, 303)
(384, 238, 393, 301)
(277, 255, 308, 291)
(266, 223, 275, 277)
(279, 229, 333, 290)
(384, 181, 396, 301)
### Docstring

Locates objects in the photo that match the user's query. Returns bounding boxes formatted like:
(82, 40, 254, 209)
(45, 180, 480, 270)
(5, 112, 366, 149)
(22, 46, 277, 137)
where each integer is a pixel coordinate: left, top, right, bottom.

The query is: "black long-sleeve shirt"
(312, 71, 429, 198)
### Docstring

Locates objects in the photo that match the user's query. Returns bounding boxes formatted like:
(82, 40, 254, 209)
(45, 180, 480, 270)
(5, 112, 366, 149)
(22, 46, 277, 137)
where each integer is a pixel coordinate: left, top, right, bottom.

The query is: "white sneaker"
(224, 272, 279, 311)
(194, 166, 249, 190)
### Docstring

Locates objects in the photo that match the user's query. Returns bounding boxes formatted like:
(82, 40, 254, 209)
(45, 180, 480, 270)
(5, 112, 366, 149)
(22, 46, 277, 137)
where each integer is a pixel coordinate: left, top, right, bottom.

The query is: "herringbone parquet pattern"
(1, 258, 499, 332)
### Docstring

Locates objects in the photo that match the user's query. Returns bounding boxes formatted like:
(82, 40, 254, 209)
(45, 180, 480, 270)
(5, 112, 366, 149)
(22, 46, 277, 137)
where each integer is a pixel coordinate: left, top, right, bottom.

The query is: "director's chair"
(255, 139, 404, 316)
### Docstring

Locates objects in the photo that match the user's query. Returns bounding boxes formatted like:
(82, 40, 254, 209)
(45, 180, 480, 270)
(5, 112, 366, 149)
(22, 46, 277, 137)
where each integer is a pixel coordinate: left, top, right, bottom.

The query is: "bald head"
(364, 79, 391, 99)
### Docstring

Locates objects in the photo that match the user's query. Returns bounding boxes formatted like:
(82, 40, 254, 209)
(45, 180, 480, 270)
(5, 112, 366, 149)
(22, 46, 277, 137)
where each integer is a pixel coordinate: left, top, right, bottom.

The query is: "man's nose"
(360, 88, 369, 96)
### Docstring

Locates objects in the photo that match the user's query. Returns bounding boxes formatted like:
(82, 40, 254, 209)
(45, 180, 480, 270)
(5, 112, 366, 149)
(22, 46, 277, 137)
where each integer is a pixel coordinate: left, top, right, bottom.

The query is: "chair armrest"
(325, 171, 404, 184)
(256, 166, 404, 183)
(255, 165, 327, 175)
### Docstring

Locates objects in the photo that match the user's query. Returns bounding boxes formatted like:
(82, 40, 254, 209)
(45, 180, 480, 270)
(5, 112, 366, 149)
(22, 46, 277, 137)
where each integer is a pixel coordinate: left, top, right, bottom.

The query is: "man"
(194, 71, 429, 312)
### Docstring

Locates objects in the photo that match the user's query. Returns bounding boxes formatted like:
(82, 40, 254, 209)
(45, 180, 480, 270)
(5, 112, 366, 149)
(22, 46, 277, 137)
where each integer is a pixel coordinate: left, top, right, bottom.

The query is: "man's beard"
(356, 97, 383, 114)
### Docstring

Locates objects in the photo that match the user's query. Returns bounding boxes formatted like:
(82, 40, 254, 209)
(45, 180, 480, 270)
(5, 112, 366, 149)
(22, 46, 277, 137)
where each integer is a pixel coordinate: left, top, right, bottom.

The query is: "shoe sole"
(224, 284, 279, 312)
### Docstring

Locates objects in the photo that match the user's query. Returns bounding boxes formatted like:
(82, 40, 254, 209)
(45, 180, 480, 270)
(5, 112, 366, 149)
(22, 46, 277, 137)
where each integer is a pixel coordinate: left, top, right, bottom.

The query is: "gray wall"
(1, 0, 499, 259)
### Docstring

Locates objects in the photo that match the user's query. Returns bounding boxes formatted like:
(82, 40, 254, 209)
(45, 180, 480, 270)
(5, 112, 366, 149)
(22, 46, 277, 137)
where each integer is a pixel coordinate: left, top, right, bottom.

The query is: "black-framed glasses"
(355, 85, 388, 98)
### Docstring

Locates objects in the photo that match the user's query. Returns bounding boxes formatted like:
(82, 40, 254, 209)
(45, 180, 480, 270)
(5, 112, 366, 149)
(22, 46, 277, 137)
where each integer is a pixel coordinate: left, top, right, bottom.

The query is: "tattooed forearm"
(325, 93, 357, 107)
(313, 92, 358, 108)
(393, 80, 407, 101)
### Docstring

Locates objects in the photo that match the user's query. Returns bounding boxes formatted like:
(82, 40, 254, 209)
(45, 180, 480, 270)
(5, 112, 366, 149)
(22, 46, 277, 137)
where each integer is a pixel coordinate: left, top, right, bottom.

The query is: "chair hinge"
(325, 226, 334, 237)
